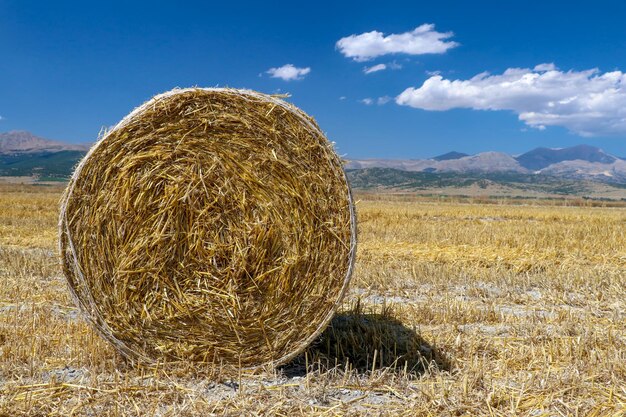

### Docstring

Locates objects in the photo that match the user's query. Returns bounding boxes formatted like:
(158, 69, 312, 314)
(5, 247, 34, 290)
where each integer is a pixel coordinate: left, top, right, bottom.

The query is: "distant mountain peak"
(432, 151, 469, 161)
(0, 130, 87, 154)
(515, 144, 616, 170)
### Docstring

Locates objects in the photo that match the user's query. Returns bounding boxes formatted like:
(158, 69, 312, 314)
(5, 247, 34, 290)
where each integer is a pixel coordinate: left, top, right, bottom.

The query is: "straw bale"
(59, 88, 356, 368)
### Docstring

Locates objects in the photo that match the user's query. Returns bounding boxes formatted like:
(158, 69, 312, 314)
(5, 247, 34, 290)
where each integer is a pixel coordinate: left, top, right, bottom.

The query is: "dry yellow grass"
(0, 184, 625, 416)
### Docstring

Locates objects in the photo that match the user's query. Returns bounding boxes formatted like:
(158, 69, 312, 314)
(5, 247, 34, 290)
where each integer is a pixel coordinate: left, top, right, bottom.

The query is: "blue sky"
(1, 0, 626, 158)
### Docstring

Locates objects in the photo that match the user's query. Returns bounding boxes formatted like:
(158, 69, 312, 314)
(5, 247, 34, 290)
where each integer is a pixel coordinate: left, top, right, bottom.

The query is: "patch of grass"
(0, 151, 84, 179)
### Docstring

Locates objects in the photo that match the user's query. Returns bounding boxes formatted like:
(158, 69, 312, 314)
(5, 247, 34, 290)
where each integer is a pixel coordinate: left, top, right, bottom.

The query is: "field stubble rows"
(0, 184, 624, 416)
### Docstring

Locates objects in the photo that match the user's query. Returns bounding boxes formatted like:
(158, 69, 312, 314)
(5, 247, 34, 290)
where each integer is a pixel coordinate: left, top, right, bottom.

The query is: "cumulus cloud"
(361, 98, 374, 105)
(396, 64, 626, 136)
(336, 24, 459, 62)
(364, 63, 387, 74)
(377, 96, 392, 105)
(266, 64, 311, 81)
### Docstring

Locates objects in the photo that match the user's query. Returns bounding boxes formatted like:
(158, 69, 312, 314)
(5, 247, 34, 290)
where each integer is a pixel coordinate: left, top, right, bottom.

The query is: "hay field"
(0, 184, 624, 416)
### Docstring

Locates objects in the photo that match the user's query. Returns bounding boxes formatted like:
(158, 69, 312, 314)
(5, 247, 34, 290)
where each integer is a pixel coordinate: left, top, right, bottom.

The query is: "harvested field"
(0, 184, 624, 416)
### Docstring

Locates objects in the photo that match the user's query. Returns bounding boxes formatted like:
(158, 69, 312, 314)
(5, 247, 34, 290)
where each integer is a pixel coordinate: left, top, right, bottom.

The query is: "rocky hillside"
(515, 145, 617, 170)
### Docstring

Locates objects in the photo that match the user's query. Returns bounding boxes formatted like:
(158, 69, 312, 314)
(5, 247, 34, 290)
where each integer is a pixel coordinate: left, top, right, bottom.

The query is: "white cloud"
(396, 64, 626, 136)
(339, 96, 347, 100)
(360, 97, 391, 105)
(364, 63, 387, 74)
(363, 61, 403, 74)
(336, 24, 459, 62)
(0, 115, 4, 121)
(534, 63, 557, 72)
(266, 64, 311, 81)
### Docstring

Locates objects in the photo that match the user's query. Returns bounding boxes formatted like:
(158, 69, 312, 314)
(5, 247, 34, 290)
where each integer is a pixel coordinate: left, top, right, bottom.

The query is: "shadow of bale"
(281, 302, 451, 377)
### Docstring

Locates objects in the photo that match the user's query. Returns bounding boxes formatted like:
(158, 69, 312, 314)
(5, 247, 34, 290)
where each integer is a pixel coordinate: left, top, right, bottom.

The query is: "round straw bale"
(59, 88, 356, 368)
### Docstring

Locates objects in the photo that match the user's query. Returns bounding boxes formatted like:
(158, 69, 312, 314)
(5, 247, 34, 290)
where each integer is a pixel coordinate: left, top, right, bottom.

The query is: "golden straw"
(58, 88, 357, 368)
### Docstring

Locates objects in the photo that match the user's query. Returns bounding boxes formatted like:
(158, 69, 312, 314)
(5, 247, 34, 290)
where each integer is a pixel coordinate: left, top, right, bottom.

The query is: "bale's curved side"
(59, 88, 356, 368)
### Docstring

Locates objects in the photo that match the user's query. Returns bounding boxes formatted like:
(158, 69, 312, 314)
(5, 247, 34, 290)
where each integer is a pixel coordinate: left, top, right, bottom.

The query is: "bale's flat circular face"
(59, 88, 355, 367)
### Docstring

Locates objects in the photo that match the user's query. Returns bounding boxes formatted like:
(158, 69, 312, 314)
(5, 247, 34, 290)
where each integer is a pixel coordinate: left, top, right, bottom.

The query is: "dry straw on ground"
(58, 88, 357, 369)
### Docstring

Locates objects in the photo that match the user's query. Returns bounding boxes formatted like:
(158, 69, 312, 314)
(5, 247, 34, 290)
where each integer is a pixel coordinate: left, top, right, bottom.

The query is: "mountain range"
(0, 131, 88, 179)
(1, 131, 625, 188)
(346, 144, 626, 184)
(0, 130, 88, 154)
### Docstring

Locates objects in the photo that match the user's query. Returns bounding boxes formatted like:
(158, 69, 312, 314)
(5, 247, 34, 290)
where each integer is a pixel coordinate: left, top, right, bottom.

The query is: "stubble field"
(0, 183, 624, 416)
